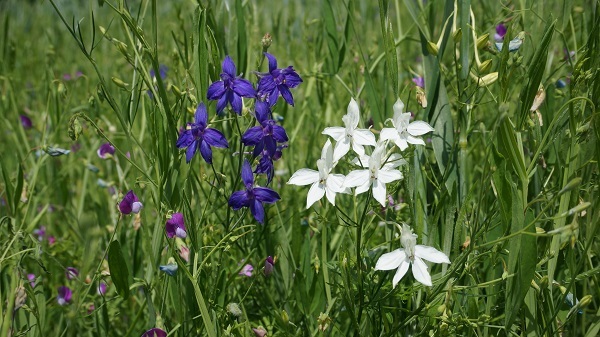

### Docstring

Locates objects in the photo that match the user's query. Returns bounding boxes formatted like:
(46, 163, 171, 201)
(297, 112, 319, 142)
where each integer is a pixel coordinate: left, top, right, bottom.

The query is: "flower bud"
(478, 59, 492, 73)
(426, 41, 439, 56)
(476, 33, 490, 49)
(281, 310, 289, 325)
(559, 177, 582, 195)
(452, 28, 462, 42)
(111, 77, 129, 89)
(226, 303, 242, 317)
(261, 33, 272, 50)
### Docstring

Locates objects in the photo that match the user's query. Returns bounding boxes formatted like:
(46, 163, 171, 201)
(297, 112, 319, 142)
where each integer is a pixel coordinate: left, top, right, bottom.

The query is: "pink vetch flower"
(66, 267, 79, 280)
(239, 264, 254, 277)
(165, 213, 187, 239)
(264, 256, 274, 276)
(57, 286, 72, 305)
(48, 236, 56, 245)
(97, 143, 115, 159)
(33, 226, 46, 241)
(495, 23, 507, 42)
(412, 76, 424, 88)
(179, 245, 190, 263)
(252, 327, 267, 337)
(20, 115, 33, 129)
(27, 274, 36, 288)
(119, 190, 143, 215)
(141, 328, 167, 337)
(97, 282, 107, 296)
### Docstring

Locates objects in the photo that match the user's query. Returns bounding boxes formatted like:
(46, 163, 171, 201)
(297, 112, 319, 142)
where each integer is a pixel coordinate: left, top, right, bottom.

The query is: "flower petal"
(204, 128, 229, 148)
(241, 160, 254, 186)
(394, 136, 409, 151)
(333, 139, 351, 162)
(194, 103, 208, 126)
(207, 81, 226, 100)
(250, 199, 265, 223)
(379, 128, 399, 142)
(407, 121, 434, 136)
(415, 245, 451, 264)
(347, 98, 360, 128)
(322, 127, 346, 141)
(279, 85, 294, 106)
(326, 174, 346, 193)
(233, 78, 256, 98)
(199, 140, 213, 164)
(185, 140, 197, 163)
(230, 92, 243, 114)
(344, 170, 369, 188)
(406, 134, 425, 146)
(374, 249, 405, 270)
(372, 179, 387, 206)
(216, 94, 228, 114)
(229, 190, 249, 210)
(377, 169, 402, 184)
(288, 169, 319, 186)
(242, 126, 264, 146)
(254, 187, 280, 204)
(306, 182, 325, 208)
(265, 52, 278, 72)
(272, 125, 288, 142)
(222, 55, 237, 77)
(412, 257, 432, 286)
(353, 129, 376, 146)
(392, 260, 410, 288)
(176, 130, 194, 148)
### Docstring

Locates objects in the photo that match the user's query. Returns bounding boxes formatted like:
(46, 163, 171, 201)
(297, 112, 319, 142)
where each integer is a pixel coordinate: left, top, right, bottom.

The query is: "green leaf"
(235, 0, 247, 77)
(378, 0, 398, 95)
(497, 116, 526, 181)
(12, 163, 23, 212)
(108, 240, 130, 299)
(323, 0, 340, 74)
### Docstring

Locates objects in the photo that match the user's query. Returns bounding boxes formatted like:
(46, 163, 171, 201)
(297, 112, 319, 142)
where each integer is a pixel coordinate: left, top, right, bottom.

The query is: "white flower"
(322, 98, 376, 161)
(344, 143, 403, 206)
(288, 139, 349, 208)
(375, 223, 450, 287)
(380, 99, 434, 151)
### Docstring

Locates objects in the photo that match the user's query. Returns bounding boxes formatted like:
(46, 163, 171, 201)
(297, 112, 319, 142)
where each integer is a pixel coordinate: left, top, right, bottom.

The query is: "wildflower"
(165, 213, 187, 239)
(252, 327, 267, 337)
(412, 76, 425, 88)
(322, 98, 376, 161)
(556, 79, 567, 88)
(150, 65, 168, 81)
(33, 226, 46, 241)
(57, 286, 72, 305)
(228, 160, 280, 224)
(239, 264, 254, 277)
(97, 282, 107, 296)
(254, 144, 285, 183)
(375, 223, 450, 287)
(380, 99, 434, 151)
(257, 53, 302, 106)
(141, 328, 167, 337)
(48, 236, 56, 245)
(344, 143, 403, 206)
(119, 190, 143, 215)
(242, 101, 288, 157)
(226, 303, 243, 317)
(494, 23, 507, 42)
(264, 256, 274, 276)
(27, 274, 36, 288)
(66, 267, 79, 280)
(159, 258, 178, 276)
(176, 103, 228, 164)
(20, 115, 33, 129)
(97, 143, 115, 159)
(179, 244, 190, 263)
(288, 139, 348, 208)
(495, 32, 525, 52)
(207, 56, 256, 114)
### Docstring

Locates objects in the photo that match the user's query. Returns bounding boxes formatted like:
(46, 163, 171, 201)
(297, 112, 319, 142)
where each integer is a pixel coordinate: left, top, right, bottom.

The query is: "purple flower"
(27, 274, 36, 287)
(228, 160, 280, 224)
(97, 282, 107, 295)
(264, 256, 274, 276)
(48, 236, 56, 245)
(412, 76, 425, 88)
(33, 226, 46, 241)
(57, 286, 72, 305)
(66, 267, 79, 280)
(495, 23, 507, 42)
(239, 264, 254, 277)
(257, 53, 302, 106)
(242, 101, 288, 157)
(150, 65, 168, 80)
(20, 115, 33, 129)
(97, 143, 115, 159)
(119, 190, 143, 215)
(254, 145, 285, 184)
(165, 213, 187, 239)
(176, 103, 228, 164)
(207, 56, 256, 115)
(141, 328, 167, 337)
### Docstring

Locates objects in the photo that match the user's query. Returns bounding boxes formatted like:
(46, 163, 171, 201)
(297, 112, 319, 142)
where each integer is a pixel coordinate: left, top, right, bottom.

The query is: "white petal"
(351, 155, 369, 168)
(351, 142, 365, 157)
(412, 257, 432, 286)
(306, 182, 326, 208)
(322, 127, 345, 141)
(383, 153, 407, 169)
(393, 99, 405, 115)
(374, 249, 405, 270)
(344, 170, 369, 188)
(325, 186, 336, 205)
(392, 260, 410, 288)
(288, 169, 319, 186)
(372, 179, 387, 206)
(377, 169, 402, 183)
(333, 139, 351, 162)
(355, 180, 371, 195)
(347, 98, 360, 128)
(353, 129, 376, 146)
(379, 128, 399, 142)
(394, 136, 409, 151)
(327, 174, 346, 193)
(321, 139, 334, 163)
(407, 121, 434, 136)
(406, 134, 425, 146)
(415, 245, 451, 264)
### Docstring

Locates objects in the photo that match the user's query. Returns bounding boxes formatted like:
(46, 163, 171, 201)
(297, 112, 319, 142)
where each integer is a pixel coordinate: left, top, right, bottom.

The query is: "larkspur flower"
(288, 139, 348, 208)
(228, 160, 280, 224)
(257, 53, 302, 106)
(375, 223, 450, 287)
(141, 328, 167, 337)
(242, 101, 288, 157)
(380, 99, 434, 151)
(119, 190, 143, 215)
(239, 264, 254, 277)
(165, 213, 187, 239)
(322, 98, 376, 161)
(494, 23, 507, 42)
(254, 144, 285, 183)
(207, 56, 256, 114)
(20, 115, 33, 129)
(97, 143, 115, 159)
(344, 143, 403, 206)
(176, 103, 228, 164)
(66, 267, 79, 280)
(150, 64, 168, 81)
(57, 286, 72, 305)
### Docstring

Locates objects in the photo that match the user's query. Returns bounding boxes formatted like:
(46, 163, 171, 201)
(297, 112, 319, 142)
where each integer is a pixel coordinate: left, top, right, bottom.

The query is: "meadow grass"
(0, 0, 599, 336)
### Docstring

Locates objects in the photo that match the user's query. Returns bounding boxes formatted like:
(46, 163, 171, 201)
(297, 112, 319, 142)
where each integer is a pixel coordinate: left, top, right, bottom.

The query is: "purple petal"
(20, 115, 33, 129)
(185, 140, 197, 163)
(229, 190, 249, 210)
(279, 85, 294, 106)
(216, 94, 228, 114)
(268, 87, 280, 107)
(250, 199, 265, 224)
(496, 23, 507, 38)
(66, 267, 79, 280)
(241, 160, 254, 186)
(282, 68, 302, 88)
(230, 92, 243, 114)
(272, 125, 288, 142)
(194, 103, 208, 126)
(264, 52, 278, 73)
(207, 81, 226, 100)
(242, 126, 264, 146)
(57, 286, 72, 305)
(257, 76, 276, 96)
(166, 213, 185, 238)
(176, 130, 195, 149)
(97, 143, 115, 158)
(264, 136, 277, 157)
(222, 56, 237, 77)
(203, 128, 228, 148)
(232, 78, 256, 98)
(141, 328, 167, 337)
(254, 101, 271, 122)
(119, 190, 136, 214)
(253, 187, 280, 204)
(199, 140, 213, 164)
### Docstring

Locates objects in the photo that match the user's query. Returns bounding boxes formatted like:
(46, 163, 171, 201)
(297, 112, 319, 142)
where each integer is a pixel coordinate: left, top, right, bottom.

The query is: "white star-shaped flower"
(375, 223, 450, 287)
(322, 98, 376, 161)
(380, 99, 434, 151)
(343, 143, 403, 206)
(288, 139, 349, 208)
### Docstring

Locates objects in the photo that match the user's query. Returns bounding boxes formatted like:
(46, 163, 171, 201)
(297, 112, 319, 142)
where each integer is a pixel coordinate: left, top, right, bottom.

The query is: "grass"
(0, 0, 599, 336)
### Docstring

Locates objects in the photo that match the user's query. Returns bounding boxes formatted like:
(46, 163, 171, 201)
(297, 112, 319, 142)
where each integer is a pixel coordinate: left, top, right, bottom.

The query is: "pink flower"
(239, 264, 254, 277)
